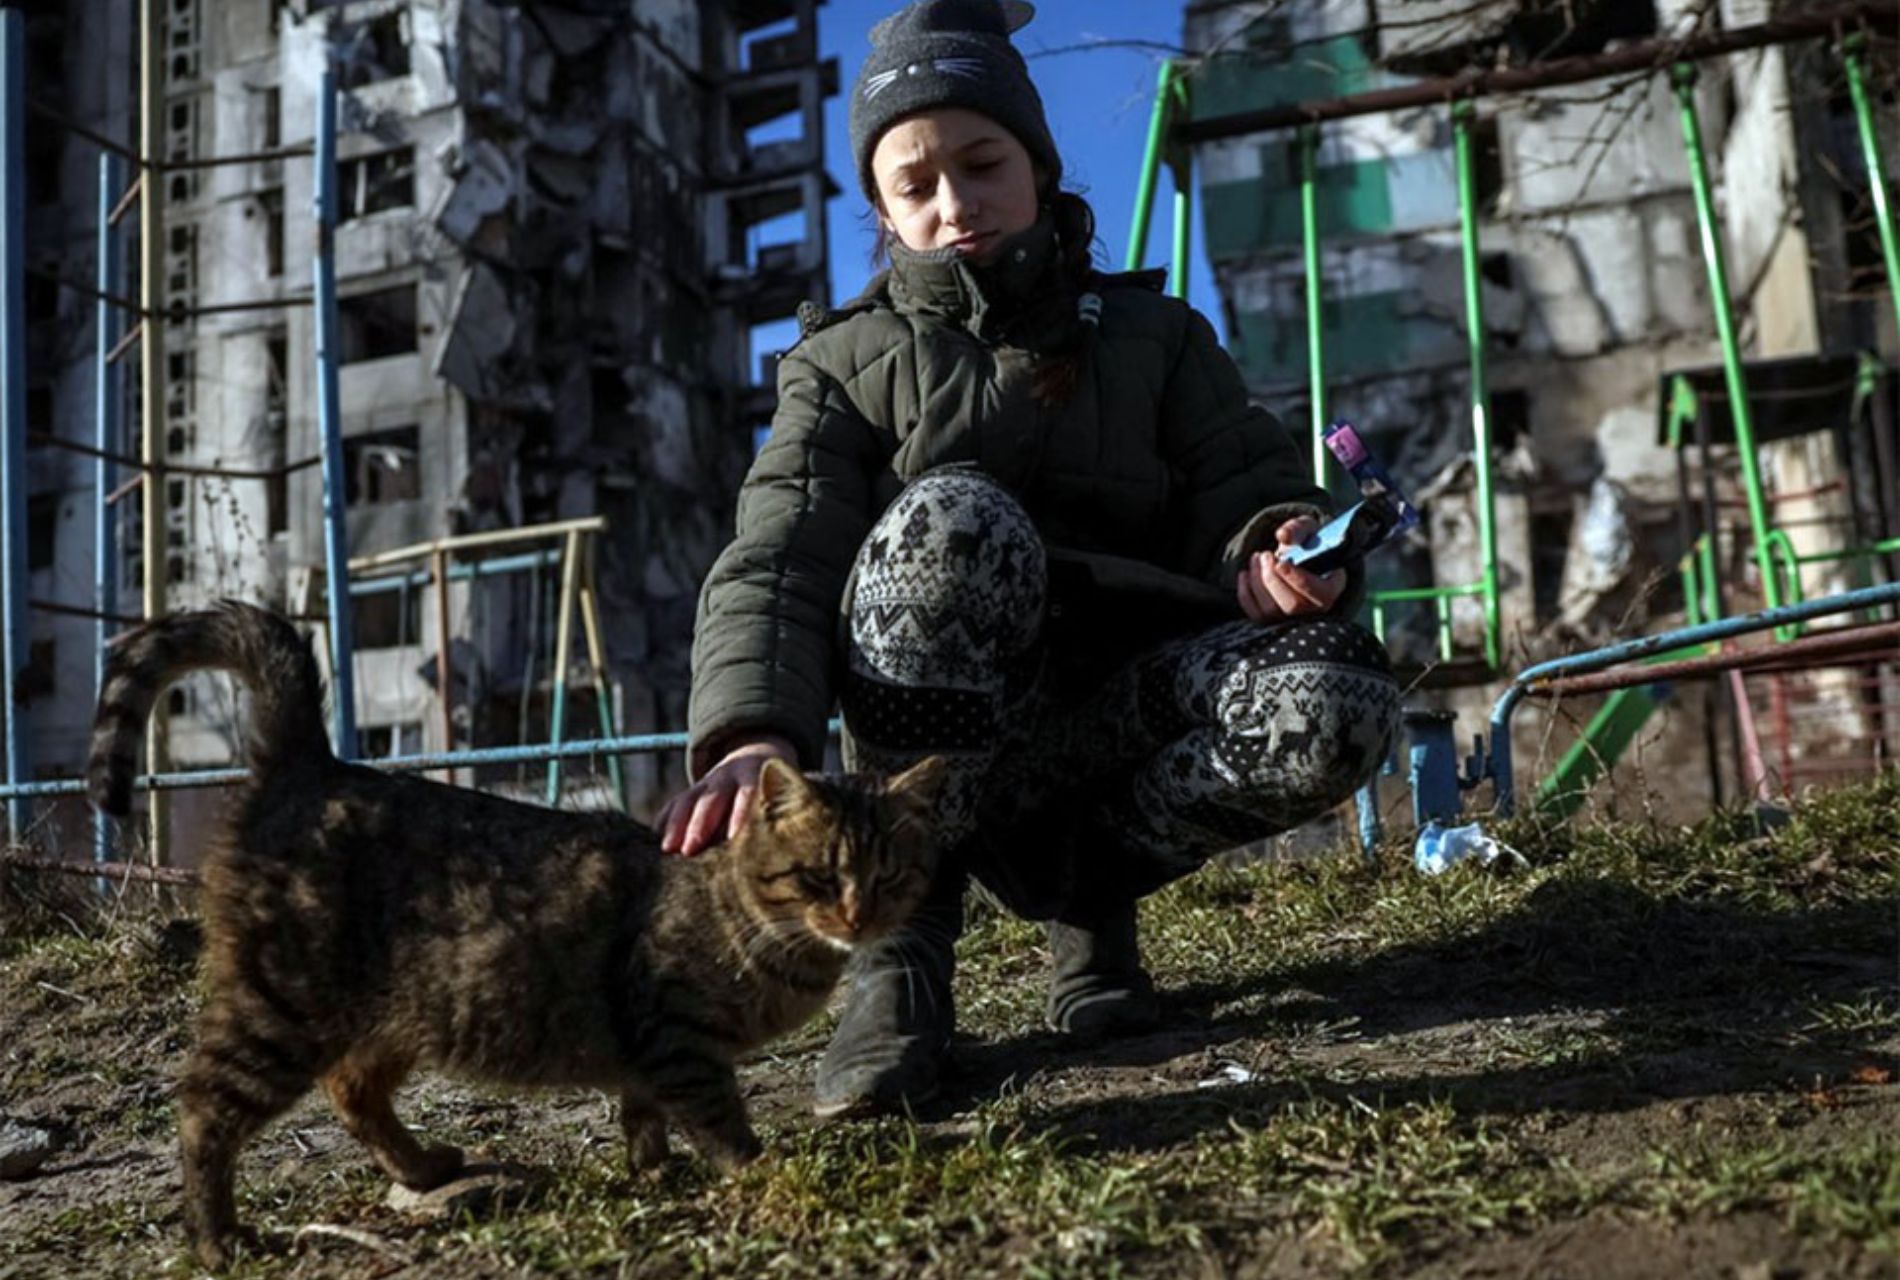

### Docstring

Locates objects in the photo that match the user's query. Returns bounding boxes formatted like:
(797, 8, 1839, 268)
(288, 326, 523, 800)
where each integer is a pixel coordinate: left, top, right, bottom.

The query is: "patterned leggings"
(840, 468, 1402, 918)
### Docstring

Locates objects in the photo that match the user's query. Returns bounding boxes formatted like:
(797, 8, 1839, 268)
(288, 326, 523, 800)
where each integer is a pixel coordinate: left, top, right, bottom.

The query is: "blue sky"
(748, 0, 1227, 355)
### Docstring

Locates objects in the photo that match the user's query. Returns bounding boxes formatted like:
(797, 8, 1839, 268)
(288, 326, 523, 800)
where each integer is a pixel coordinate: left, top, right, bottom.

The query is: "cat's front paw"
(400, 1142, 466, 1190)
(708, 1131, 763, 1176)
(189, 1222, 263, 1271)
(625, 1119, 670, 1176)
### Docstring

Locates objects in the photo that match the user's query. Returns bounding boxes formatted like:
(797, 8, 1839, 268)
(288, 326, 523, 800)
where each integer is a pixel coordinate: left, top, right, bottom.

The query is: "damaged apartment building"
(19, 0, 836, 837)
(1183, 0, 1899, 811)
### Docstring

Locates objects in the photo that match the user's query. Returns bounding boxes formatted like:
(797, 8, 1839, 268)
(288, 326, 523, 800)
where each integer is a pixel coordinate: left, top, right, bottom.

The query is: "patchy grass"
(2, 773, 1896, 1277)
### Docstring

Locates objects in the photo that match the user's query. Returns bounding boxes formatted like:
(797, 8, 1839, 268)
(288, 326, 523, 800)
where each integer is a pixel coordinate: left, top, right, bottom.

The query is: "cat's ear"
(889, 755, 951, 809)
(756, 757, 816, 824)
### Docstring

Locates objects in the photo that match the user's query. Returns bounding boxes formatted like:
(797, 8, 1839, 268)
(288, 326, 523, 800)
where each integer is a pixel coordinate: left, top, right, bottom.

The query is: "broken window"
(337, 284, 417, 363)
(739, 16, 802, 74)
(25, 385, 52, 432)
(24, 16, 62, 202)
(1379, 0, 1657, 77)
(335, 10, 410, 90)
(1470, 115, 1505, 218)
(359, 721, 422, 758)
(343, 425, 421, 506)
(25, 271, 56, 325)
(1530, 505, 1574, 625)
(266, 328, 289, 536)
(1828, 87, 1898, 302)
(261, 85, 280, 150)
(19, 639, 55, 703)
(27, 494, 57, 571)
(258, 187, 284, 276)
(354, 587, 422, 649)
(1241, 13, 1293, 57)
(340, 148, 415, 221)
(1490, 386, 1528, 451)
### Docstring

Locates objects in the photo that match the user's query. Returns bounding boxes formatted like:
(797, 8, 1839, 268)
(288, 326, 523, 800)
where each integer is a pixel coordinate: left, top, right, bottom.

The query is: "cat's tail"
(88, 600, 332, 816)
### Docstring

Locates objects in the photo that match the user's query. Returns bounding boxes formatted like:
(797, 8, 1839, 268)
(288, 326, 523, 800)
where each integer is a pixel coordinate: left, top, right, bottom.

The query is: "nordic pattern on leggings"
(838, 467, 1401, 904)
(841, 468, 1047, 845)
(1107, 617, 1399, 869)
(846, 469, 1045, 693)
(970, 615, 1401, 897)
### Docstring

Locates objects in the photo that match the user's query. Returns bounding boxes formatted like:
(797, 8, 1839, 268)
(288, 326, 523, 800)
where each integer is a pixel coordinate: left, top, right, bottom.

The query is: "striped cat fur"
(88, 601, 945, 1269)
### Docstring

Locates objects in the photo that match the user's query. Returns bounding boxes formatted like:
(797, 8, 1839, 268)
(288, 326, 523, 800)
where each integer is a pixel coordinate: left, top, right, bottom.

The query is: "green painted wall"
(1203, 155, 1396, 258)
(1189, 32, 1387, 120)
(1232, 291, 1466, 387)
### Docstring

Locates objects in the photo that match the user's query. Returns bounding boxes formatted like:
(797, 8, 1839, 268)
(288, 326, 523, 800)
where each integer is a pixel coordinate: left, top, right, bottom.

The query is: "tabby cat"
(87, 601, 945, 1269)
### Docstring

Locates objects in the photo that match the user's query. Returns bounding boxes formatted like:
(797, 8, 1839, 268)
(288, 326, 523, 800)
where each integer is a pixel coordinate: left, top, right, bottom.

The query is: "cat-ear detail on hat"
(869, 0, 1036, 47)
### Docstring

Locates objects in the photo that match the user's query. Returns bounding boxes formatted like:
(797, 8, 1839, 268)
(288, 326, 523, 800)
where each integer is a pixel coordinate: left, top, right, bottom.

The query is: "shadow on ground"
(946, 876, 1897, 1153)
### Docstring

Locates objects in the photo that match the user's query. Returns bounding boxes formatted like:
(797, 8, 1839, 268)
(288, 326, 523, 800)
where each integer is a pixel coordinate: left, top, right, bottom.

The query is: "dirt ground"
(1, 777, 1897, 1279)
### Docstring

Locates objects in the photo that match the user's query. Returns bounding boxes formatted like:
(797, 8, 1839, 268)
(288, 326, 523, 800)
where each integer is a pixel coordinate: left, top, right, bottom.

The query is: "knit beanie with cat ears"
(848, 0, 1062, 203)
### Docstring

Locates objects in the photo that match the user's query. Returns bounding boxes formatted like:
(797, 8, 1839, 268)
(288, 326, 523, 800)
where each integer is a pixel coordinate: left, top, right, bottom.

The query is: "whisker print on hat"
(928, 57, 989, 82)
(849, 0, 1062, 202)
(862, 68, 903, 100)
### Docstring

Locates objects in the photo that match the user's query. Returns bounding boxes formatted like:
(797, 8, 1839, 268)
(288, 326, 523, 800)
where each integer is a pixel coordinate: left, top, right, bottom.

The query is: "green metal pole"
(1843, 36, 1900, 340)
(1453, 101, 1501, 670)
(1170, 153, 1192, 300)
(1672, 62, 1780, 612)
(1126, 62, 1176, 272)
(1300, 124, 1326, 485)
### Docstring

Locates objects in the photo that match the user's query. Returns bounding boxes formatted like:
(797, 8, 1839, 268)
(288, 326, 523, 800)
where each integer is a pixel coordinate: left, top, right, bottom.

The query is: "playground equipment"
(1125, 2, 1898, 839)
(0, 4, 1896, 880)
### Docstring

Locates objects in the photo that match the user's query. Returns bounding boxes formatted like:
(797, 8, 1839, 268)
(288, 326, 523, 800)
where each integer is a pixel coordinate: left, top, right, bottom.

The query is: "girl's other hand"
(1237, 517, 1346, 623)
(658, 735, 798, 857)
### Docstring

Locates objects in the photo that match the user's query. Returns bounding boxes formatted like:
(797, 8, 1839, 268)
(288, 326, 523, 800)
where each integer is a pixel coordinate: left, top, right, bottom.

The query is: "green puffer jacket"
(687, 216, 1338, 778)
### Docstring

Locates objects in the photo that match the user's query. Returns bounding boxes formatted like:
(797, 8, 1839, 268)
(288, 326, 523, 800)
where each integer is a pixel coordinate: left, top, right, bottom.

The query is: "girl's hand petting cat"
(659, 735, 799, 857)
(1237, 516, 1345, 623)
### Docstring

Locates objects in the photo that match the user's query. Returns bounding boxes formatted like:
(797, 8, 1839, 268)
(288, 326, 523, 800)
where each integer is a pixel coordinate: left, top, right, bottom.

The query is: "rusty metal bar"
(31, 268, 146, 317)
(1525, 621, 1900, 699)
(29, 432, 320, 480)
(159, 145, 313, 171)
(178, 295, 309, 318)
(25, 98, 138, 163)
(1178, 2, 1894, 142)
(25, 98, 313, 172)
(2, 855, 199, 886)
(30, 598, 142, 626)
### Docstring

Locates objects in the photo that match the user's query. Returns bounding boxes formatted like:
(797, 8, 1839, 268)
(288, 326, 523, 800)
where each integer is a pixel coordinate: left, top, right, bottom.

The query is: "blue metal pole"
(0, 12, 31, 841)
(348, 549, 562, 596)
(313, 67, 358, 758)
(94, 153, 124, 867)
(1487, 580, 1900, 814)
(1354, 783, 1381, 860)
(0, 718, 849, 803)
(1406, 710, 1463, 826)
